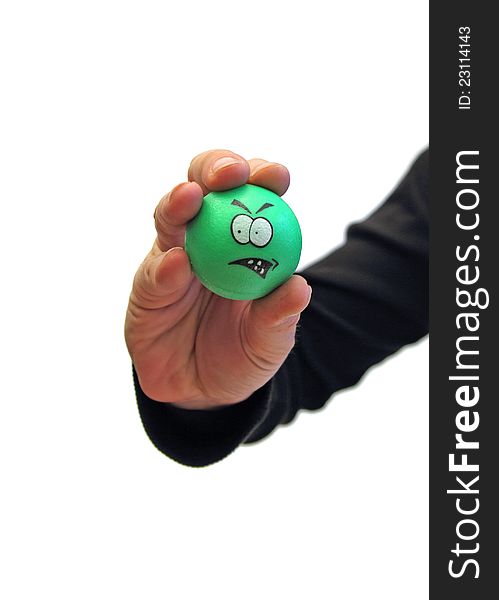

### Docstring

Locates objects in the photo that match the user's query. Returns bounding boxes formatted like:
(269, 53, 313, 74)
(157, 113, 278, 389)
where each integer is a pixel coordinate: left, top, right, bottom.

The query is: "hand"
(124, 150, 312, 409)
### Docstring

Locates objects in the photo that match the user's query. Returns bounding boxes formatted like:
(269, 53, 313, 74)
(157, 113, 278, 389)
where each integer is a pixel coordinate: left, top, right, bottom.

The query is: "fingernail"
(165, 246, 182, 255)
(252, 161, 274, 175)
(211, 156, 240, 173)
(307, 285, 313, 302)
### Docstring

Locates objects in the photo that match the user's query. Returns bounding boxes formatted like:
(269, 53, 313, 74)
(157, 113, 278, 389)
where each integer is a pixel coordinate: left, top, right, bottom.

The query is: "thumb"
(243, 275, 312, 367)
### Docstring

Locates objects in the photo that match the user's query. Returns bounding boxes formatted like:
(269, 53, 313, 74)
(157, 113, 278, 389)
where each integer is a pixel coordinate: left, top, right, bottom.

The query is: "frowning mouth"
(228, 257, 279, 279)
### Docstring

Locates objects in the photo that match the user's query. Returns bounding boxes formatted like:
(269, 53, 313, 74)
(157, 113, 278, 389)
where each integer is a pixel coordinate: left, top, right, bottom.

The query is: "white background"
(1, 1, 428, 598)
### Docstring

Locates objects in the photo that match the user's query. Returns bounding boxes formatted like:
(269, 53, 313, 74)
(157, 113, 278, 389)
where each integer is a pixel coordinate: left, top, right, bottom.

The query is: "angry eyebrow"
(231, 199, 252, 213)
(256, 202, 274, 214)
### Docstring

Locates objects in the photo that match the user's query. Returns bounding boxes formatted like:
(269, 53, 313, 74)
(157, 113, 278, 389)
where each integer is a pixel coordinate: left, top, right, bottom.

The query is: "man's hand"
(124, 150, 311, 409)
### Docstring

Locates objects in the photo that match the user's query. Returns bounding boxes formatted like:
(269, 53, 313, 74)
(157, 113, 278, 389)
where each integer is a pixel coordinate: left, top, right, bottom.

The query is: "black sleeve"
(133, 149, 429, 467)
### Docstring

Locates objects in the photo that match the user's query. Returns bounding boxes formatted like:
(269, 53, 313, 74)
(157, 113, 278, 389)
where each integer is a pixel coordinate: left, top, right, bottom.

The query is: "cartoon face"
(185, 184, 302, 300)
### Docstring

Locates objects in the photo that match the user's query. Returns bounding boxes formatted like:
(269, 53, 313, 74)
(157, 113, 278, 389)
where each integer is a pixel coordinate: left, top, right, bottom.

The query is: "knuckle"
(133, 261, 157, 299)
(154, 194, 178, 236)
(154, 194, 168, 227)
(154, 202, 168, 233)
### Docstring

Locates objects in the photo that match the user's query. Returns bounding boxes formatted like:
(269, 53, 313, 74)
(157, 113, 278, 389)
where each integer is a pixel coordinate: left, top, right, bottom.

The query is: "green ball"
(185, 184, 302, 300)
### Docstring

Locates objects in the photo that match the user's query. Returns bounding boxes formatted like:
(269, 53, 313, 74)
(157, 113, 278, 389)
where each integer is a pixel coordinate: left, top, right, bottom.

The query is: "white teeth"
(231, 258, 269, 277)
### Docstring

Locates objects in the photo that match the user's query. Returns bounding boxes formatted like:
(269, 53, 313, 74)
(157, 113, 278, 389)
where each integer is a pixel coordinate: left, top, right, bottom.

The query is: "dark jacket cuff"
(133, 364, 273, 467)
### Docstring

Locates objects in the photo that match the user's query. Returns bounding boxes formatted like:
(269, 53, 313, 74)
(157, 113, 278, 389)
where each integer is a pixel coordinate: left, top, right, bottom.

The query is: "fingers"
(188, 150, 251, 195)
(243, 275, 312, 364)
(154, 151, 291, 252)
(247, 158, 290, 196)
(154, 181, 203, 251)
(187, 149, 290, 196)
(131, 247, 193, 310)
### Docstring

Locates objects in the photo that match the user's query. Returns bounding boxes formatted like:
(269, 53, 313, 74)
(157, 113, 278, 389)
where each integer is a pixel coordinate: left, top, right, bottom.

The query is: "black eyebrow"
(231, 199, 252, 213)
(256, 202, 274, 214)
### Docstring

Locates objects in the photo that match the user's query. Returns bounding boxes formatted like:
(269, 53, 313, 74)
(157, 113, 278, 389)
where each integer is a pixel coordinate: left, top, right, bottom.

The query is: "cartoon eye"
(231, 214, 252, 244)
(249, 217, 273, 247)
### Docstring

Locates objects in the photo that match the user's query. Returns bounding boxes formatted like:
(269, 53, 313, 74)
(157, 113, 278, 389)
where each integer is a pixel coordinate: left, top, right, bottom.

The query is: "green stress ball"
(185, 183, 302, 300)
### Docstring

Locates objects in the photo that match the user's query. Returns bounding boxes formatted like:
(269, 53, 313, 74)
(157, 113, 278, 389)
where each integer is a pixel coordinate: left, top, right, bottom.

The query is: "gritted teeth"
(228, 257, 274, 279)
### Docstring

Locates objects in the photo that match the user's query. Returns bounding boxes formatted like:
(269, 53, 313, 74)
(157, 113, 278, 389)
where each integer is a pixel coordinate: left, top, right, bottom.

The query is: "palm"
(129, 270, 280, 407)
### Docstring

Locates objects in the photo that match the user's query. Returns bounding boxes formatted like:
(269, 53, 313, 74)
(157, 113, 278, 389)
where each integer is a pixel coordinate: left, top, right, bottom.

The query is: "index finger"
(188, 149, 250, 195)
(187, 150, 291, 197)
